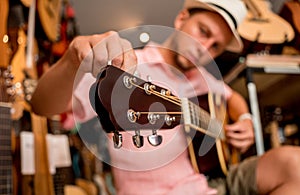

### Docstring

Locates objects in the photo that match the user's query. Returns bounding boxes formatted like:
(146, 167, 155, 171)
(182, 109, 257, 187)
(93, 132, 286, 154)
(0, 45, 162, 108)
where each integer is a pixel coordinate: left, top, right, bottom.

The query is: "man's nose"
(201, 39, 214, 50)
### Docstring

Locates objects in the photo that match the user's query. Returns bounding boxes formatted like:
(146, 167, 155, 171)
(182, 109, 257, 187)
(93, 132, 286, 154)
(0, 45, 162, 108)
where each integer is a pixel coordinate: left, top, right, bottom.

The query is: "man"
(31, 0, 300, 194)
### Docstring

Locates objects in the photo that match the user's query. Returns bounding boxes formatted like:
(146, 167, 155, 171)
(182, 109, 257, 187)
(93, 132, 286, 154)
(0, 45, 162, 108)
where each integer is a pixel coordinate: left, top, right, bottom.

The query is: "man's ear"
(174, 9, 190, 29)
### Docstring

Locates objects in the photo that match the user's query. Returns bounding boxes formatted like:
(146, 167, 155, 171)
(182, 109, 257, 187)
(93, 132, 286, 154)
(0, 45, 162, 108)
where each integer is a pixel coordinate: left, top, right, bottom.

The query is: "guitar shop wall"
(3, 0, 300, 194)
(4, 0, 113, 194)
(216, 0, 300, 150)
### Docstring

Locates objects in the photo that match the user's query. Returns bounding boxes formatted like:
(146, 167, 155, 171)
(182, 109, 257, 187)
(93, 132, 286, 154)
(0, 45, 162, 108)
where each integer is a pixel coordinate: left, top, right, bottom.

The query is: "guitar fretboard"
(181, 97, 224, 139)
(0, 103, 13, 195)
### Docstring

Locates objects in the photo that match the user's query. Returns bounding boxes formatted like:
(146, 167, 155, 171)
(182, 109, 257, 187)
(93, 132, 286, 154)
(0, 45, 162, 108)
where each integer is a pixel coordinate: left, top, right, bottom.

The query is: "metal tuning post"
(127, 109, 140, 123)
(144, 83, 156, 95)
(160, 89, 171, 96)
(148, 112, 160, 124)
(147, 129, 163, 146)
(132, 130, 144, 148)
(164, 115, 176, 126)
(123, 75, 136, 89)
(113, 131, 123, 149)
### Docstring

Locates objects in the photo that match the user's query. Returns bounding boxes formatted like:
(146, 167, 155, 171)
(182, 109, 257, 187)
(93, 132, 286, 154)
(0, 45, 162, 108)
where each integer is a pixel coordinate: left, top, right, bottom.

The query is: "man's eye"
(212, 43, 219, 50)
(199, 27, 208, 37)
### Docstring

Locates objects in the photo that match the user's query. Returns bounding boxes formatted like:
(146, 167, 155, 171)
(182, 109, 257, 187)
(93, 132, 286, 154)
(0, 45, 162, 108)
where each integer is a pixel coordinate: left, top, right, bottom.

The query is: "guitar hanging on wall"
(37, 0, 62, 42)
(238, 0, 295, 54)
(0, 67, 16, 195)
(92, 65, 239, 177)
(0, 0, 18, 194)
(279, 0, 300, 52)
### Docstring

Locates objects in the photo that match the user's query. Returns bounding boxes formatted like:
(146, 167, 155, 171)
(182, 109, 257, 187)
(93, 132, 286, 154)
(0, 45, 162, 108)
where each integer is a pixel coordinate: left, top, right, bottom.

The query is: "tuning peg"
(147, 130, 162, 146)
(113, 131, 123, 149)
(132, 130, 144, 148)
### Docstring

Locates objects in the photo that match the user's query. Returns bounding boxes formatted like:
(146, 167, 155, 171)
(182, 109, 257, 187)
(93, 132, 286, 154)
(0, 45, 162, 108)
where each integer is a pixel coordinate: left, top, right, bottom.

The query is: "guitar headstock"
(93, 65, 182, 148)
(0, 66, 15, 103)
(22, 76, 38, 102)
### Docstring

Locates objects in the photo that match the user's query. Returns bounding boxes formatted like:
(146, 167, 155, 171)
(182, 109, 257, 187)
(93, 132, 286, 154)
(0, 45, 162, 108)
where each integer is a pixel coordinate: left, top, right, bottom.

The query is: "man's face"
(173, 9, 233, 71)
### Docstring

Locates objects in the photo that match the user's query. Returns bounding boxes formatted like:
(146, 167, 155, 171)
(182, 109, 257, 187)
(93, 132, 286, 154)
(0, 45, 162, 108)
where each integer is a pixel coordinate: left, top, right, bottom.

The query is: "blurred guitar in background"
(238, 0, 295, 54)
(279, 0, 300, 52)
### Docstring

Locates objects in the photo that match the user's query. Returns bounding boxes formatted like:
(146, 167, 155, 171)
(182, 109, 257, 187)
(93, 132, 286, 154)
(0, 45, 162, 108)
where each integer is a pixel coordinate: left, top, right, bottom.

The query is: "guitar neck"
(0, 0, 9, 67)
(181, 96, 225, 139)
(243, 0, 262, 19)
(0, 103, 13, 194)
(31, 113, 55, 195)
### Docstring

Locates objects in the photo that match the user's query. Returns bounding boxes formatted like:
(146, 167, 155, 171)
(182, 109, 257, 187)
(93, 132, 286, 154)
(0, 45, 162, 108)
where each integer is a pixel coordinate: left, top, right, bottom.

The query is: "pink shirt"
(73, 43, 232, 195)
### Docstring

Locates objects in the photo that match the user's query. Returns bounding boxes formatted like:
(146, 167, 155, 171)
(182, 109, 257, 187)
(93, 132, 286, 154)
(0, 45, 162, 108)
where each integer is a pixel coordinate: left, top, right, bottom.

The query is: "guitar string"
(122, 75, 225, 139)
(128, 79, 214, 127)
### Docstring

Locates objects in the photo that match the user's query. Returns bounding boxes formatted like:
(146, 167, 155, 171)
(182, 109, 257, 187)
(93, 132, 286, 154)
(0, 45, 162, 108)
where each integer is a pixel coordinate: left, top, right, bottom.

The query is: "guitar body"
(0, 68, 16, 195)
(37, 0, 62, 42)
(0, 0, 9, 67)
(238, 0, 294, 44)
(279, 1, 300, 52)
(186, 94, 238, 177)
(191, 133, 227, 177)
(94, 65, 238, 178)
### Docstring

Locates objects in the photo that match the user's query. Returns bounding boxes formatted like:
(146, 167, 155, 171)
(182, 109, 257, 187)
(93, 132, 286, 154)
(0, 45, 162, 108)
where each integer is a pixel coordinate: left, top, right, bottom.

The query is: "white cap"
(184, 0, 247, 52)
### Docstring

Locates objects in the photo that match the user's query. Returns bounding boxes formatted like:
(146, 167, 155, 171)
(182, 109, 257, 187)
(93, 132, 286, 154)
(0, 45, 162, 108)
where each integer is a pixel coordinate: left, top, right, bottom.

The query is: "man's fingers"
(71, 31, 137, 77)
(106, 32, 124, 68)
(120, 39, 137, 73)
(227, 138, 253, 152)
(226, 131, 252, 140)
(92, 40, 108, 77)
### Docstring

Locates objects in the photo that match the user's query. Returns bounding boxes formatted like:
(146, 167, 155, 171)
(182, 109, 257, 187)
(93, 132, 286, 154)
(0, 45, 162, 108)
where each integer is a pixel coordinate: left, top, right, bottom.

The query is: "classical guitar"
(21, 44, 95, 195)
(279, 0, 300, 52)
(0, 1, 18, 194)
(238, 0, 294, 44)
(0, 0, 10, 67)
(37, 0, 62, 42)
(0, 67, 16, 194)
(92, 65, 239, 177)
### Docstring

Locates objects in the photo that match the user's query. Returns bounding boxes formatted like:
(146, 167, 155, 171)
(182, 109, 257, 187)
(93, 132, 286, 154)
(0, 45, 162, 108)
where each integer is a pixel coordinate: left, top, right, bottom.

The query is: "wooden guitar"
(0, 1, 20, 194)
(0, 0, 10, 67)
(238, 0, 294, 44)
(279, 0, 300, 52)
(37, 0, 62, 42)
(93, 65, 239, 177)
(0, 67, 15, 195)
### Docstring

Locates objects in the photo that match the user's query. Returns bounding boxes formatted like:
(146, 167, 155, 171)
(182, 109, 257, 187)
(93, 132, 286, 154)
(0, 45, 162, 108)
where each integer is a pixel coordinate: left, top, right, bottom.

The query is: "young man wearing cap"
(31, 0, 300, 194)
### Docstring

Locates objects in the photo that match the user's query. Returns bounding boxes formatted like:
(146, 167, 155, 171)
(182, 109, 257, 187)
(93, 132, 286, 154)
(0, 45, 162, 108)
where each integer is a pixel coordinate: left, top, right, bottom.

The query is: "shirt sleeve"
(72, 73, 97, 123)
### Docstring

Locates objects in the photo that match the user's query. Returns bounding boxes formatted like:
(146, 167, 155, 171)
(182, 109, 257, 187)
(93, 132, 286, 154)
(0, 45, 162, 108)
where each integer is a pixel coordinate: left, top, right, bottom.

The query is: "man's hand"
(224, 118, 255, 153)
(64, 31, 137, 77)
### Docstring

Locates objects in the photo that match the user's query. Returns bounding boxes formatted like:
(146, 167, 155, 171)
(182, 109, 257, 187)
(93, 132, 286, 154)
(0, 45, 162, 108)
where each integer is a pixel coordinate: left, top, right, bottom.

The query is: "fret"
(0, 156, 12, 161)
(0, 144, 11, 149)
(0, 150, 12, 156)
(181, 96, 224, 139)
(190, 101, 210, 129)
(0, 168, 12, 172)
(0, 2, 14, 192)
(0, 103, 11, 109)
(0, 137, 10, 142)
(0, 184, 13, 194)
(0, 105, 13, 195)
(0, 175, 11, 180)
(0, 127, 11, 134)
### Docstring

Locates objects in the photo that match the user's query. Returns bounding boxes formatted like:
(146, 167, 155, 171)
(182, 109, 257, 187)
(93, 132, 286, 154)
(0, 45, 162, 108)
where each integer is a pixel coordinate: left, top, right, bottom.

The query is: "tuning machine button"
(113, 131, 123, 149)
(147, 130, 162, 146)
(132, 130, 144, 148)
